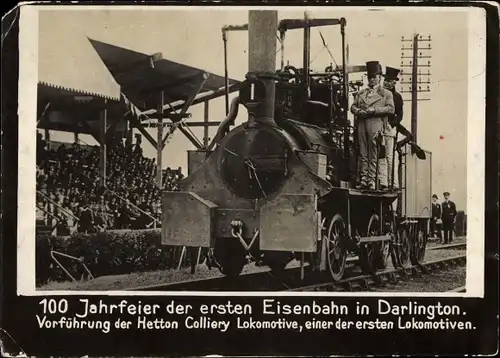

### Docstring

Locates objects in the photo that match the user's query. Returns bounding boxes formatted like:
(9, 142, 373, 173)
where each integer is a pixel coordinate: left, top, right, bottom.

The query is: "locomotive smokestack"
(241, 10, 278, 127)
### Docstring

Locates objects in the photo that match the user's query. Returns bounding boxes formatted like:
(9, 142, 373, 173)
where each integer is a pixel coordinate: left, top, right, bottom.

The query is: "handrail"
(104, 185, 160, 225)
(75, 170, 160, 226)
(36, 191, 80, 222)
(36, 204, 66, 236)
(42, 141, 161, 228)
(36, 203, 64, 224)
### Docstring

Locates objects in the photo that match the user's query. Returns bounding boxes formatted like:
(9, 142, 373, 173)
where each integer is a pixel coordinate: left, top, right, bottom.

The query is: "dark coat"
(388, 89, 404, 127)
(432, 202, 442, 219)
(441, 200, 457, 223)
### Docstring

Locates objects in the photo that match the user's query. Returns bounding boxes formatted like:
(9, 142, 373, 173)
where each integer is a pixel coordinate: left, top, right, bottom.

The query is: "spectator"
(36, 133, 183, 233)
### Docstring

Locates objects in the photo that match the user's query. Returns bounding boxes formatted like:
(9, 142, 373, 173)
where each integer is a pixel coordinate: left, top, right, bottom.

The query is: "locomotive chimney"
(240, 10, 278, 127)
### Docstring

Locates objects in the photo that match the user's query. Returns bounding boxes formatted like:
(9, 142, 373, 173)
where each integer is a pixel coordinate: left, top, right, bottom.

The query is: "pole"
(222, 30, 229, 115)
(280, 30, 285, 70)
(302, 12, 311, 94)
(157, 91, 164, 187)
(99, 100, 107, 187)
(340, 18, 350, 179)
(203, 101, 209, 148)
(411, 34, 418, 143)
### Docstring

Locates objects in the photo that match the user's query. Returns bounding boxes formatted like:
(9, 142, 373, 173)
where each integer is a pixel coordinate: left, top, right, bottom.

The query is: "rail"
(103, 185, 160, 229)
(35, 203, 59, 236)
(289, 254, 467, 292)
(76, 170, 160, 229)
(36, 191, 80, 222)
(50, 251, 94, 283)
(75, 137, 162, 227)
(128, 254, 466, 292)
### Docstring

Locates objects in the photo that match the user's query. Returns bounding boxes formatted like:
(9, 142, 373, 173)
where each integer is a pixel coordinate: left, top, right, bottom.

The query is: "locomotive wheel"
(410, 222, 428, 265)
(326, 214, 347, 282)
(391, 227, 410, 267)
(359, 214, 388, 274)
(213, 239, 246, 278)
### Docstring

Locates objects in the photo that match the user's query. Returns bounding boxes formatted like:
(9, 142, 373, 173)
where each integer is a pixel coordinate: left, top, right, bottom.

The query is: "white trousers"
(378, 124, 399, 188)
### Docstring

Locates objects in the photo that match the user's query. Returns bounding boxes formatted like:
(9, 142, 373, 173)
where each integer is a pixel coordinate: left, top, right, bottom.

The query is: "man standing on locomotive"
(380, 66, 404, 189)
(351, 61, 395, 189)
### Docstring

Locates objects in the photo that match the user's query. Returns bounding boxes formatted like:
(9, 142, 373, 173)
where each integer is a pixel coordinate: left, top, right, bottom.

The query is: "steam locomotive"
(161, 16, 431, 282)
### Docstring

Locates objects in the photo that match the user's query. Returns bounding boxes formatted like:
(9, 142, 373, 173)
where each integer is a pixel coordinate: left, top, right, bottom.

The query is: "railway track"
(128, 245, 466, 292)
(288, 254, 466, 292)
(428, 241, 466, 251)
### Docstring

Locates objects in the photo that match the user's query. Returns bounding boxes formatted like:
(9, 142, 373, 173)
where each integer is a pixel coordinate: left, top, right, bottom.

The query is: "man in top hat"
(441, 191, 457, 244)
(351, 61, 395, 189)
(431, 194, 442, 240)
(379, 66, 404, 189)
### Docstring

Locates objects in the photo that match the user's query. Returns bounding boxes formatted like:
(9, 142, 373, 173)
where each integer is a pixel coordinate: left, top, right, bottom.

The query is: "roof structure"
(37, 82, 126, 135)
(88, 38, 241, 115)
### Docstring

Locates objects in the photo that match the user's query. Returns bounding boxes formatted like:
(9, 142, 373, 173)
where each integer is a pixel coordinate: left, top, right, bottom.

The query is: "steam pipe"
(280, 30, 285, 70)
(222, 29, 229, 115)
(303, 12, 311, 97)
(208, 96, 240, 150)
(340, 17, 350, 180)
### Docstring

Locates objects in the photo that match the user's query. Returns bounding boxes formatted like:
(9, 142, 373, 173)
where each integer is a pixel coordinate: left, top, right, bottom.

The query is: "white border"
(18, 5, 486, 297)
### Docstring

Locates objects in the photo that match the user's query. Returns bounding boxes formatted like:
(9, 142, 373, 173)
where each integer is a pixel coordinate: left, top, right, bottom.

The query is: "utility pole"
(400, 34, 432, 143)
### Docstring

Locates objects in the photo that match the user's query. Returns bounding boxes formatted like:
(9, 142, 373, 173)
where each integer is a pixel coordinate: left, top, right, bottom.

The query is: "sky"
(36, 6, 477, 211)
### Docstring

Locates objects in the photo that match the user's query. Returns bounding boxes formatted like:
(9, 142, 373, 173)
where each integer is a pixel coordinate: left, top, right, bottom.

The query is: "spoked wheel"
(410, 221, 428, 265)
(359, 214, 380, 274)
(326, 214, 348, 281)
(391, 227, 410, 267)
(213, 239, 247, 278)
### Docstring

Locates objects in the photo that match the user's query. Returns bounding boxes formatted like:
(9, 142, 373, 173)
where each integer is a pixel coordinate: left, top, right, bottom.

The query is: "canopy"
(37, 82, 125, 135)
(88, 38, 241, 112)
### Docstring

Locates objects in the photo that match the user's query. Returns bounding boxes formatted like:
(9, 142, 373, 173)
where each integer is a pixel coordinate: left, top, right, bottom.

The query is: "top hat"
(443, 192, 450, 196)
(366, 61, 383, 77)
(432, 194, 438, 199)
(383, 66, 400, 81)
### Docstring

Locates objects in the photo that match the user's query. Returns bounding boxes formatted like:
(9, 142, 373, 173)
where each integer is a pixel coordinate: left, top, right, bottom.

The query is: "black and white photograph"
(19, 5, 485, 295)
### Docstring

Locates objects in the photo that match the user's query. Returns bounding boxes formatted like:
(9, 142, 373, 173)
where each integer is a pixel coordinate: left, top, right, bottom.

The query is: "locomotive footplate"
(347, 188, 401, 198)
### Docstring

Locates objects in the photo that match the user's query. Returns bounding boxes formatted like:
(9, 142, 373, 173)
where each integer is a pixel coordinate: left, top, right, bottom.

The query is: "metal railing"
(103, 184, 160, 229)
(74, 168, 160, 229)
(36, 191, 79, 221)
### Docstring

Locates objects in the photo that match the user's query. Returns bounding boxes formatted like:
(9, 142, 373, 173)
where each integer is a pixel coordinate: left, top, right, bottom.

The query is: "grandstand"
(36, 131, 184, 235)
(36, 39, 240, 237)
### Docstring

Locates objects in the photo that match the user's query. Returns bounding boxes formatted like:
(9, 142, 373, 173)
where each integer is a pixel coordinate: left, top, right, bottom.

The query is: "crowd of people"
(36, 132, 184, 235)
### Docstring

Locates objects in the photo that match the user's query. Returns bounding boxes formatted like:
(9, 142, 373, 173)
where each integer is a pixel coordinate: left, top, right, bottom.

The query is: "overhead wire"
(317, 28, 338, 68)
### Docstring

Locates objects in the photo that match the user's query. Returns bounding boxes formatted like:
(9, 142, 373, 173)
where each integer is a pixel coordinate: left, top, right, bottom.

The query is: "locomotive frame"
(161, 15, 431, 283)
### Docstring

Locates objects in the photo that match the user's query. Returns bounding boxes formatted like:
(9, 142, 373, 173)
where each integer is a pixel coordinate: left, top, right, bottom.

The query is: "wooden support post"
(163, 72, 208, 150)
(99, 101, 107, 186)
(223, 29, 229, 115)
(203, 101, 210, 148)
(157, 91, 164, 188)
(126, 119, 133, 143)
(128, 115, 157, 149)
(74, 132, 79, 143)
